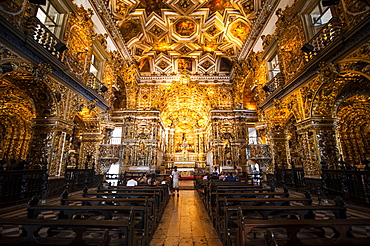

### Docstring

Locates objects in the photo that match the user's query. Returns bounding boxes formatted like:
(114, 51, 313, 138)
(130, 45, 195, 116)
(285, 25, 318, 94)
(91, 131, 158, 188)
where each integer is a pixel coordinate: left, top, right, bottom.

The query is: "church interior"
(1, 0, 370, 245)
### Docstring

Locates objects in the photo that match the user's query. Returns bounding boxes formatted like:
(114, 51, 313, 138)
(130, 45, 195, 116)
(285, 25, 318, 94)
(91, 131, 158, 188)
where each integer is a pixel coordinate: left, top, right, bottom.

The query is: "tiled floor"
(149, 189, 223, 246)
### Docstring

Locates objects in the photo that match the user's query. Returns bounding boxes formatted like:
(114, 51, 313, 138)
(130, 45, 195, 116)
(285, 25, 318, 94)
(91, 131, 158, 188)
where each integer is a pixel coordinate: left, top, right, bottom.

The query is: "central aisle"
(150, 189, 223, 246)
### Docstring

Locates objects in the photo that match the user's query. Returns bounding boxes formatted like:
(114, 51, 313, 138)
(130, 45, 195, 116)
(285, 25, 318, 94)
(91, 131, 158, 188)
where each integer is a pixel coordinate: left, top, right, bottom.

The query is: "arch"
(334, 76, 370, 165)
(0, 79, 35, 161)
(0, 60, 59, 118)
(311, 57, 370, 117)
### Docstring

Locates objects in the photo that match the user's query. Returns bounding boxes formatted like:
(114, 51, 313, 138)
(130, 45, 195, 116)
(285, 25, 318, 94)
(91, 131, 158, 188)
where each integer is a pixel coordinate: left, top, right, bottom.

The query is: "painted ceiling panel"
(110, 0, 255, 75)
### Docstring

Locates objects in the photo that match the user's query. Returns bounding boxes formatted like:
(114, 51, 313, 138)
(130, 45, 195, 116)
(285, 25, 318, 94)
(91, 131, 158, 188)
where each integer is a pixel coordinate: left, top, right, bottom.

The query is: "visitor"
(223, 172, 235, 181)
(171, 166, 181, 196)
(212, 166, 219, 175)
(126, 177, 138, 186)
(147, 173, 158, 186)
(138, 173, 147, 184)
(210, 172, 219, 180)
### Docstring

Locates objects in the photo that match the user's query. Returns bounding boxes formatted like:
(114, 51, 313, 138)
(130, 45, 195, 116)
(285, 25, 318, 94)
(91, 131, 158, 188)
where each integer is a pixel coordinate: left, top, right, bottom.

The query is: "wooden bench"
(205, 184, 283, 210)
(27, 203, 152, 246)
(208, 190, 289, 214)
(60, 196, 158, 227)
(97, 187, 168, 205)
(221, 197, 346, 246)
(237, 214, 370, 246)
(83, 187, 165, 210)
(97, 185, 169, 204)
(0, 211, 136, 245)
(212, 193, 313, 235)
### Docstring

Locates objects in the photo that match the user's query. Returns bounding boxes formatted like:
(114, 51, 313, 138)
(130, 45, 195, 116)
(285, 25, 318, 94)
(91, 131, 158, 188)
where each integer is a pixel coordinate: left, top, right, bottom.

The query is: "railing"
(271, 165, 370, 207)
(249, 144, 271, 159)
(263, 72, 284, 94)
(25, 16, 65, 61)
(303, 17, 342, 62)
(24, 17, 107, 95)
(110, 137, 121, 145)
(99, 144, 121, 159)
(0, 169, 47, 207)
(87, 73, 104, 91)
(275, 167, 305, 190)
(64, 168, 102, 192)
(321, 169, 370, 206)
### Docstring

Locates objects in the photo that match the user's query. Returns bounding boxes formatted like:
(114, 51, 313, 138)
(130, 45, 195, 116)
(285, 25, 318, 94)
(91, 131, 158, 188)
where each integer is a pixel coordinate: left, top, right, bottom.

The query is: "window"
(268, 53, 280, 80)
(309, 2, 333, 35)
(248, 128, 258, 145)
(110, 127, 122, 145)
(36, 0, 66, 38)
(90, 53, 104, 80)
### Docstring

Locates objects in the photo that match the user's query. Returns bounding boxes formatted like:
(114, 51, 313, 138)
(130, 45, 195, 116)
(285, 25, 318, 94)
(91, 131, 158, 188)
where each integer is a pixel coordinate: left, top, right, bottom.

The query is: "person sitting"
(203, 173, 209, 180)
(147, 174, 158, 186)
(219, 173, 225, 180)
(126, 178, 138, 186)
(210, 173, 219, 180)
(212, 166, 219, 175)
(223, 172, 235, 181)
(138, 173, 147, 184)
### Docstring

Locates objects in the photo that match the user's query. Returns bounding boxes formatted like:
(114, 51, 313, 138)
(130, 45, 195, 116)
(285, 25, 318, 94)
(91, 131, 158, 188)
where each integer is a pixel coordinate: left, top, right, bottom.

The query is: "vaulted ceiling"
(109, 0, 256, 75)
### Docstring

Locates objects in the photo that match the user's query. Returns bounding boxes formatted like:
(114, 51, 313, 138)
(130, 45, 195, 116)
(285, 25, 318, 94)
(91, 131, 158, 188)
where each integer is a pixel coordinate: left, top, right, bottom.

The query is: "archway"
(0, 75, 35, 164)
(335, 77, 370, 165)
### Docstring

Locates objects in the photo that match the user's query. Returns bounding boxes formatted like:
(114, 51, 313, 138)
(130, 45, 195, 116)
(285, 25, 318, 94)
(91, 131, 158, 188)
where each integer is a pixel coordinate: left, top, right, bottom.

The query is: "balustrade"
(321, 168, 370, 206)
(24, 17, 106, 94)
(303, 17, 342, 62)
(263, 72, 284, 94)
(87, 73, 104, 91)
(275, 167, 305, 189)
(0, 169, 47, 207)
(25, 17, 65, 61)
(273, 164, 370, 207)
(65, 168, 101, 192)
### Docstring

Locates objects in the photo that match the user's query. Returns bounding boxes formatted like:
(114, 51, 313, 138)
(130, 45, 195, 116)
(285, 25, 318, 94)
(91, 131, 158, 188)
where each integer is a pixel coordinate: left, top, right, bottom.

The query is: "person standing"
(171, 166, 181, 196)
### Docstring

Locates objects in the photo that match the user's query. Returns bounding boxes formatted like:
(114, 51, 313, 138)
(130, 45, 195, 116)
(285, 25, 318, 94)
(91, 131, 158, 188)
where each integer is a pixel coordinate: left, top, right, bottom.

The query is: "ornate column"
(269, 127, 289, 169)
(28, 117, 59, 171)
(296, 119, 320, 176)
(295, 117, 340, 176)
(166, 128, 175, 168)
(80, 131, 102, 170)
(311, 117, 340, 170)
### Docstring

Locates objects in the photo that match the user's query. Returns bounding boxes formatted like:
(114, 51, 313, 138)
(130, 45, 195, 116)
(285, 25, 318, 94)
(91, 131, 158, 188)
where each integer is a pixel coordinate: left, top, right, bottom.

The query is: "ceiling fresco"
(111, 0, 255, 75)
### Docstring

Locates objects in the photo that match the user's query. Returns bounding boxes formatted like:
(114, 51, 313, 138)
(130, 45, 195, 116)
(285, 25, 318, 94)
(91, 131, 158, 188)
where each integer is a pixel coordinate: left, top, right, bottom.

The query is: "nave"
(2, 179, 370, 246)
(149, 188, 223, 246)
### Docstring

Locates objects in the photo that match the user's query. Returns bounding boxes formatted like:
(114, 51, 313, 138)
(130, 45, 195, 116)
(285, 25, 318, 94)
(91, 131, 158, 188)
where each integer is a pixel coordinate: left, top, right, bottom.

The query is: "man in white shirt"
(171, 166, 181, 196)
(126, 178, 138, 186)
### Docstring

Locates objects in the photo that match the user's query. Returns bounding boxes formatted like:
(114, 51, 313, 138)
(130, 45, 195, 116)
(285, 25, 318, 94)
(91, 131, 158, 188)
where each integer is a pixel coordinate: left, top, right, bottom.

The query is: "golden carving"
(63, 5, 95, 81)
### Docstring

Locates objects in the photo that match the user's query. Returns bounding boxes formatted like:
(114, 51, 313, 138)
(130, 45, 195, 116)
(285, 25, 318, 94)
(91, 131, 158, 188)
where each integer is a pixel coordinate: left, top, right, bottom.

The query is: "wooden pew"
(221, 197, 346, 246)
(213, 192, 313, 235)
(82, 190, 166, 222)
(208, 189, 289, 214)
(97, 186, 169, 205)
(61, 196, 158, 227)
(27, 202, 151, 246)
(237, 211, 370, 246)
(205, 181, 278, 211)
(0, 210, 137, 246)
